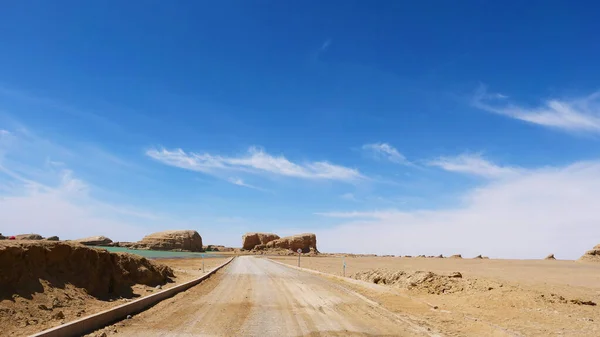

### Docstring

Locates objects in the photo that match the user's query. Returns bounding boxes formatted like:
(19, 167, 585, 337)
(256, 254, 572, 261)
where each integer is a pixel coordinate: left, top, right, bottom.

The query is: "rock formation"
(0, 233, 5, 240)
(265, 233, 318, 253)
(545, 254, 556, 260)
(579, 244, 600, 262)
(15, 234, 44, 240)
(449, 254, 463, 259)
(473, 255, 483, 259)
(242, 232, 280, 250)
(74, 236, 113, 246)
(45, 236, 60, 241)
(132, 230, 203, 252)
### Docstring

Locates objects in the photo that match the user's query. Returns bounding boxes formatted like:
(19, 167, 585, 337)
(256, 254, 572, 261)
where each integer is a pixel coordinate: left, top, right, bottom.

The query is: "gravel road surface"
(113, 256, 435, 336)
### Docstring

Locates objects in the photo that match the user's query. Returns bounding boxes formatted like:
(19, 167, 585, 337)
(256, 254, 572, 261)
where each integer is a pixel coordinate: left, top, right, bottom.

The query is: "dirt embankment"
(0, 241, 174, 336)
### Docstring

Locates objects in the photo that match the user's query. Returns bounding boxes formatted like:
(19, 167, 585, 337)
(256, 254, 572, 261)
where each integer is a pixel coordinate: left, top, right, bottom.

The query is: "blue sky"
(1, 1, 600, 258)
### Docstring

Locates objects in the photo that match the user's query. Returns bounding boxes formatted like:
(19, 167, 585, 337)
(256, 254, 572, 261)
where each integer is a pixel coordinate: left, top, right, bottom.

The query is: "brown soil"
(0, 241, 229, 336)
(270, 255, 600, 336)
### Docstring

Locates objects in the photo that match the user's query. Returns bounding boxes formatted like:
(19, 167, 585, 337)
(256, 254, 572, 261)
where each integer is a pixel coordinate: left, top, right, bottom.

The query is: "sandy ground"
(270, 256, 600, 336)
(1, 255, 229, 337)
(154, 256, 231, 282)
(96, 256, 436, 337)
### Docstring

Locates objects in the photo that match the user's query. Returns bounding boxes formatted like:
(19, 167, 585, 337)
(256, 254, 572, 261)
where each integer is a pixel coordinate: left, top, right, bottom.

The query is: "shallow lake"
(97, 246, 224, 259)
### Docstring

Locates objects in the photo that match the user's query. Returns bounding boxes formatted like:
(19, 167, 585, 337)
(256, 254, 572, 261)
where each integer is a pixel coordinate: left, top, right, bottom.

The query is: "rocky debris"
(45, 236, 60, 241)
(449, 254, 462, 259)
(15, 234, 44, 240)
(540, 293, 597, 306)
(0, 241, 173, 300)
(351, 269, 487, 295)
(579, 244, 600, 262)
(242, 232, 280, 250)
(265, 233, 318, 253)
(131, 230, 203, 252)
(52, 311, 65, 320)
(74, 236, 113, 246)
(473, 255, 483, 259)
(545, 254, 556, 260)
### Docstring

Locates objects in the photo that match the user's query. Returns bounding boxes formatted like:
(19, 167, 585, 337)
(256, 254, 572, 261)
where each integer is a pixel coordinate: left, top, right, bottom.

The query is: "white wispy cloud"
(227, 177, 266, 192)
(428, 153, 522, 178)
(472, 86, 600, 133)
(362, 142, 411, 165)
(147, 146, 363, 181)
(315, 160, 600, 259)
(0, 127, 163, 240)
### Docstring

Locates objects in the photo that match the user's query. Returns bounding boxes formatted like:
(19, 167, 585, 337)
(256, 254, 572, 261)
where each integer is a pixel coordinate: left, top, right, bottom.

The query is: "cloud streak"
(362, 143, 411, 165)
(472, 86, 600, 133)
(428, 153, 522, 178)
(227, 177, 267, 192)
(147, 146, 363, 181)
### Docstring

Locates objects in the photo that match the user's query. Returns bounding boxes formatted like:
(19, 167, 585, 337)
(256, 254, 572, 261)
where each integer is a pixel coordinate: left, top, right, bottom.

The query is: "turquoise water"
(97, 246, 224, 259)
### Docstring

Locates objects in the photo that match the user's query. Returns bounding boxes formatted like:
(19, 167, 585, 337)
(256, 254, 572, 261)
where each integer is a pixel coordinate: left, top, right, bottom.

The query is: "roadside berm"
(0, 241, 174, 336)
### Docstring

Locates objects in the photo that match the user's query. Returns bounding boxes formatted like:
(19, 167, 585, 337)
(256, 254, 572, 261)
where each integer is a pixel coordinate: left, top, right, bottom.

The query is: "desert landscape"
(1, 230, 599, 336)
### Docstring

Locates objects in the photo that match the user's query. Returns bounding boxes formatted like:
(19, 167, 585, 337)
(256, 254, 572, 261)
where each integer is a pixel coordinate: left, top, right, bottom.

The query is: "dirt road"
(111, 256, 437, 337)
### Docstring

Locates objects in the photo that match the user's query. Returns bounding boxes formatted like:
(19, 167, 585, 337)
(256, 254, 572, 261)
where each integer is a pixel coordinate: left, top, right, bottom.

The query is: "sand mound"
(242, 233, 280, 250)
(579, 244, 600, 262)
(132, 230, 203, 252)
(545, 254, 556, 260)
(350, 268, 486, 295)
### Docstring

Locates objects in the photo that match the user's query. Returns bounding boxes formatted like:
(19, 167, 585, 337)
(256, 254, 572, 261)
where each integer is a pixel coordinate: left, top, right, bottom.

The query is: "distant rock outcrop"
(265, 233, 318, 253)
(242, 233, 280, 250)
(545, 254, 556, 260)
(204, 245, 235, 252)
(579, 244, 600, 262)
(449, 254, 463, 259)
(45, 236, 60, 241)
(15, 234, 44, 240)
(0, 233, 5, 240)
(473, 255, 483, 259)
(74, 236, 113, 246)
(132, 230, 203, 252)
